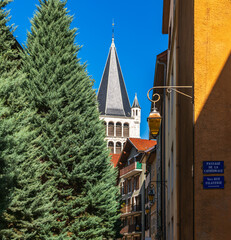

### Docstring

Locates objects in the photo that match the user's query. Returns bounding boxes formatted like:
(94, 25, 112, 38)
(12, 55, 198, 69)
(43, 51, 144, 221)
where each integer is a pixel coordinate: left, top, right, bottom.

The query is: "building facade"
(97, 37, 141, 154)
(150, 51, 167, 240)
(150, 0, 231, 239)
(143, 146, 158, 240)
(117, 138, 157, 240)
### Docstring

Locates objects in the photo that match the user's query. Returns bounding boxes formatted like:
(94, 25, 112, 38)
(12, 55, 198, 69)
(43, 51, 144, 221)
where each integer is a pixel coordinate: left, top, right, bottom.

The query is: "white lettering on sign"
(206, 162, 221, 165)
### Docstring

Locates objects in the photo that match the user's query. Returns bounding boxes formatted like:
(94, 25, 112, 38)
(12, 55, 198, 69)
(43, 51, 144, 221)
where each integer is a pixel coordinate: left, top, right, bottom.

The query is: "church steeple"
(97, 31, 141, 155)
(132, 93, 141, 109)
(97, 35, 131, 117)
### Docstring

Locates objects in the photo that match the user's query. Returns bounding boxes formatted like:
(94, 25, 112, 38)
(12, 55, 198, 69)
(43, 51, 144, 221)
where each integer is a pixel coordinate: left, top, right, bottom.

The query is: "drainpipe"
(157, 60, 167, 240)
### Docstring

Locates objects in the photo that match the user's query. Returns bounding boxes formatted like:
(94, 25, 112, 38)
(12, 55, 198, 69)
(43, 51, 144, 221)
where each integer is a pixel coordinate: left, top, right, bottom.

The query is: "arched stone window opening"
(136, 110, 138, 116)
(116, 122, 122, 137)
(123, 123, 129, 138)
(104, 121, 107, 135)
(116, 142, 122, 154)
(108, 122, 114, 136)
(108, 141, 114, 154)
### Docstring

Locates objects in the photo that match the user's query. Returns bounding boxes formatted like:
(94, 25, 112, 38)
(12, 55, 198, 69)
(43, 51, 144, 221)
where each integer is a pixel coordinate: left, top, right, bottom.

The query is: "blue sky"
(7, 0, 168, 139)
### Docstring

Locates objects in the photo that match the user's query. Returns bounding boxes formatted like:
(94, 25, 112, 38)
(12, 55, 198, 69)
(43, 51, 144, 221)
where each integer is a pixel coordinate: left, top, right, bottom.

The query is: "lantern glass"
(136, 225, 140, 231)
(148, 188, 155, 202)
(145, 206, 150, 214)
(147, 109, 162, 136)
(148, 194, 154, 202)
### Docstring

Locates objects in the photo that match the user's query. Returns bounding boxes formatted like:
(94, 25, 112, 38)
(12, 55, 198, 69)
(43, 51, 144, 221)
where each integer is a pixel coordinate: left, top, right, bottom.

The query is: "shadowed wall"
(194, 0, 231, 239)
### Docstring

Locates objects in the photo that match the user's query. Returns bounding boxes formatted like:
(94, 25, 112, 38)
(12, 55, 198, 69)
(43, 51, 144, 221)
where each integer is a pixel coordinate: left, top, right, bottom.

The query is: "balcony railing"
(120, 224, 142, 234)
(120, 225, 128, 234)
(121, 204, 131, 214)
(121, 204, 142, 215)
(120, 162, 142, 178)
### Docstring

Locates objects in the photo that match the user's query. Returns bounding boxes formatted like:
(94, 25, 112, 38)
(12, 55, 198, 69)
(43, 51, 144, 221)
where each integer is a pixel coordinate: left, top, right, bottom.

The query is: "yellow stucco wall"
(194, 1, 231, 239)
(194, 0, 231, 120)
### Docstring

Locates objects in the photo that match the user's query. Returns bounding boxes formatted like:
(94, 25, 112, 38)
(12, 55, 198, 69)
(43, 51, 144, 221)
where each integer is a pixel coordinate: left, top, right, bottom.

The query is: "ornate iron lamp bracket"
(147, 86, 192, 108)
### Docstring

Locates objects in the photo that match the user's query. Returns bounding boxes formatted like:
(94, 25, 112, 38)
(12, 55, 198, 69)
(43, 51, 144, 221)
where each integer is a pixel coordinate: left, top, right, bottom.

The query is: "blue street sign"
(203, 161, 224, 174)
(203, 176, 224, 189)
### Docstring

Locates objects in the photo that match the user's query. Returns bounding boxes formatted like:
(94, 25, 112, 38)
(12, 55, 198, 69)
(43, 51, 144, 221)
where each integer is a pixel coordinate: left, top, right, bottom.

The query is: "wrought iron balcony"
(121, 204, 142, 216)
(119, 162, 142, 178)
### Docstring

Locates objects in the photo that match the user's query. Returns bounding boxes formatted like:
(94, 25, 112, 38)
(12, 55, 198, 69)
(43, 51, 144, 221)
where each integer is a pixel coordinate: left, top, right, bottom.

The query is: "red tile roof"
(129, 138, 157, 152)
(110, 153, 121, 167)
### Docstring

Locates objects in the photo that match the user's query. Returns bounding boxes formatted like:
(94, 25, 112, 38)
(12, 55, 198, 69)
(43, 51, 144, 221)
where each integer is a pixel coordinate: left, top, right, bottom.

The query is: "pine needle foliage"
(0, 1, 52, 239)
(0, 0, 23, 227)
(0, 0, 15, 221)
(0, 0, 20, 75)
(2, 0, 120, 239)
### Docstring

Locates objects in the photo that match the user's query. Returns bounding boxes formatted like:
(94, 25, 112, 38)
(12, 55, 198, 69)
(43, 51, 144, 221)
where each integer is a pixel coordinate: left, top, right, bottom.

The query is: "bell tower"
(97, 33, 141, 154)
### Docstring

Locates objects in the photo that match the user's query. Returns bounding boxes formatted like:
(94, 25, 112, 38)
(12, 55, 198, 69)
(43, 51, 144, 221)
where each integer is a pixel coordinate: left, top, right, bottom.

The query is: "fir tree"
(0, 1, 55, 239)
(0, 0, 21, 223)
(0, 0, 20, 75)
(2, 0, 120, 239)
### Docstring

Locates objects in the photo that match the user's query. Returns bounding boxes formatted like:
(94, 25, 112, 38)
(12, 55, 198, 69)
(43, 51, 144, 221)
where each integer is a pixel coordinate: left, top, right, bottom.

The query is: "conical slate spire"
(132, 93, 141, 109)
(97, 38, 131, 116)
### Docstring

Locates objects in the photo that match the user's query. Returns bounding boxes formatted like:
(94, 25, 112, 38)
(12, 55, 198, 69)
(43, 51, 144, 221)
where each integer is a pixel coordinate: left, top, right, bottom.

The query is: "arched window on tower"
(108, 141, 114, 154)
(116, 142, 122, 154)
(116, 122, 122, 137)
(123, 123, 129, 138)
(136, 110, 138, 115)
(104, 121, 107, 135)
(108, 122, 114, 136)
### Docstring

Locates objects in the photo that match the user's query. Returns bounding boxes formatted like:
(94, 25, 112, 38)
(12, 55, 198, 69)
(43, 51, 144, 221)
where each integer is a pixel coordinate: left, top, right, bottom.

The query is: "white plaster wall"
(131, 107, 141, 138)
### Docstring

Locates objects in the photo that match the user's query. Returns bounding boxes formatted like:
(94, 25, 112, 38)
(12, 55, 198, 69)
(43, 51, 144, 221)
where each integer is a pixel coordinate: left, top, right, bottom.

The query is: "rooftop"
(131, 93, 141, 109)
(110, 153, 121, 167)
(97, 38, 131, 117)
(129, 138, 157, 152)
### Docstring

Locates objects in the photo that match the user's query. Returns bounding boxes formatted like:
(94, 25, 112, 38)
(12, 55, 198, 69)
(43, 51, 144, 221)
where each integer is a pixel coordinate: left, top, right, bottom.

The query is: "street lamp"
(145, 206, 150, 214)
(147, 104, 162, 137)
(148, 188, 155, 203)
(148, 181, 168, 205)
(147, 86, 192, 137)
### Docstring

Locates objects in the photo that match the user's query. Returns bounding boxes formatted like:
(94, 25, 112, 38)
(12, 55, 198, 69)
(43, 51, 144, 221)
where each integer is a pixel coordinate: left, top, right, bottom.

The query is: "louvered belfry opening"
(108, 122, 114, 136)
(123, 123, 129, 138)
(116, 122, 122, 137)
(116, 142, 121, 154)
(108, 141, 114, 154)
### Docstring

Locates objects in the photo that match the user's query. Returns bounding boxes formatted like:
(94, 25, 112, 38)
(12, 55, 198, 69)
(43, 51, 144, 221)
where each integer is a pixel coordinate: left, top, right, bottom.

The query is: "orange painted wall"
(194, 0, 231, 239)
